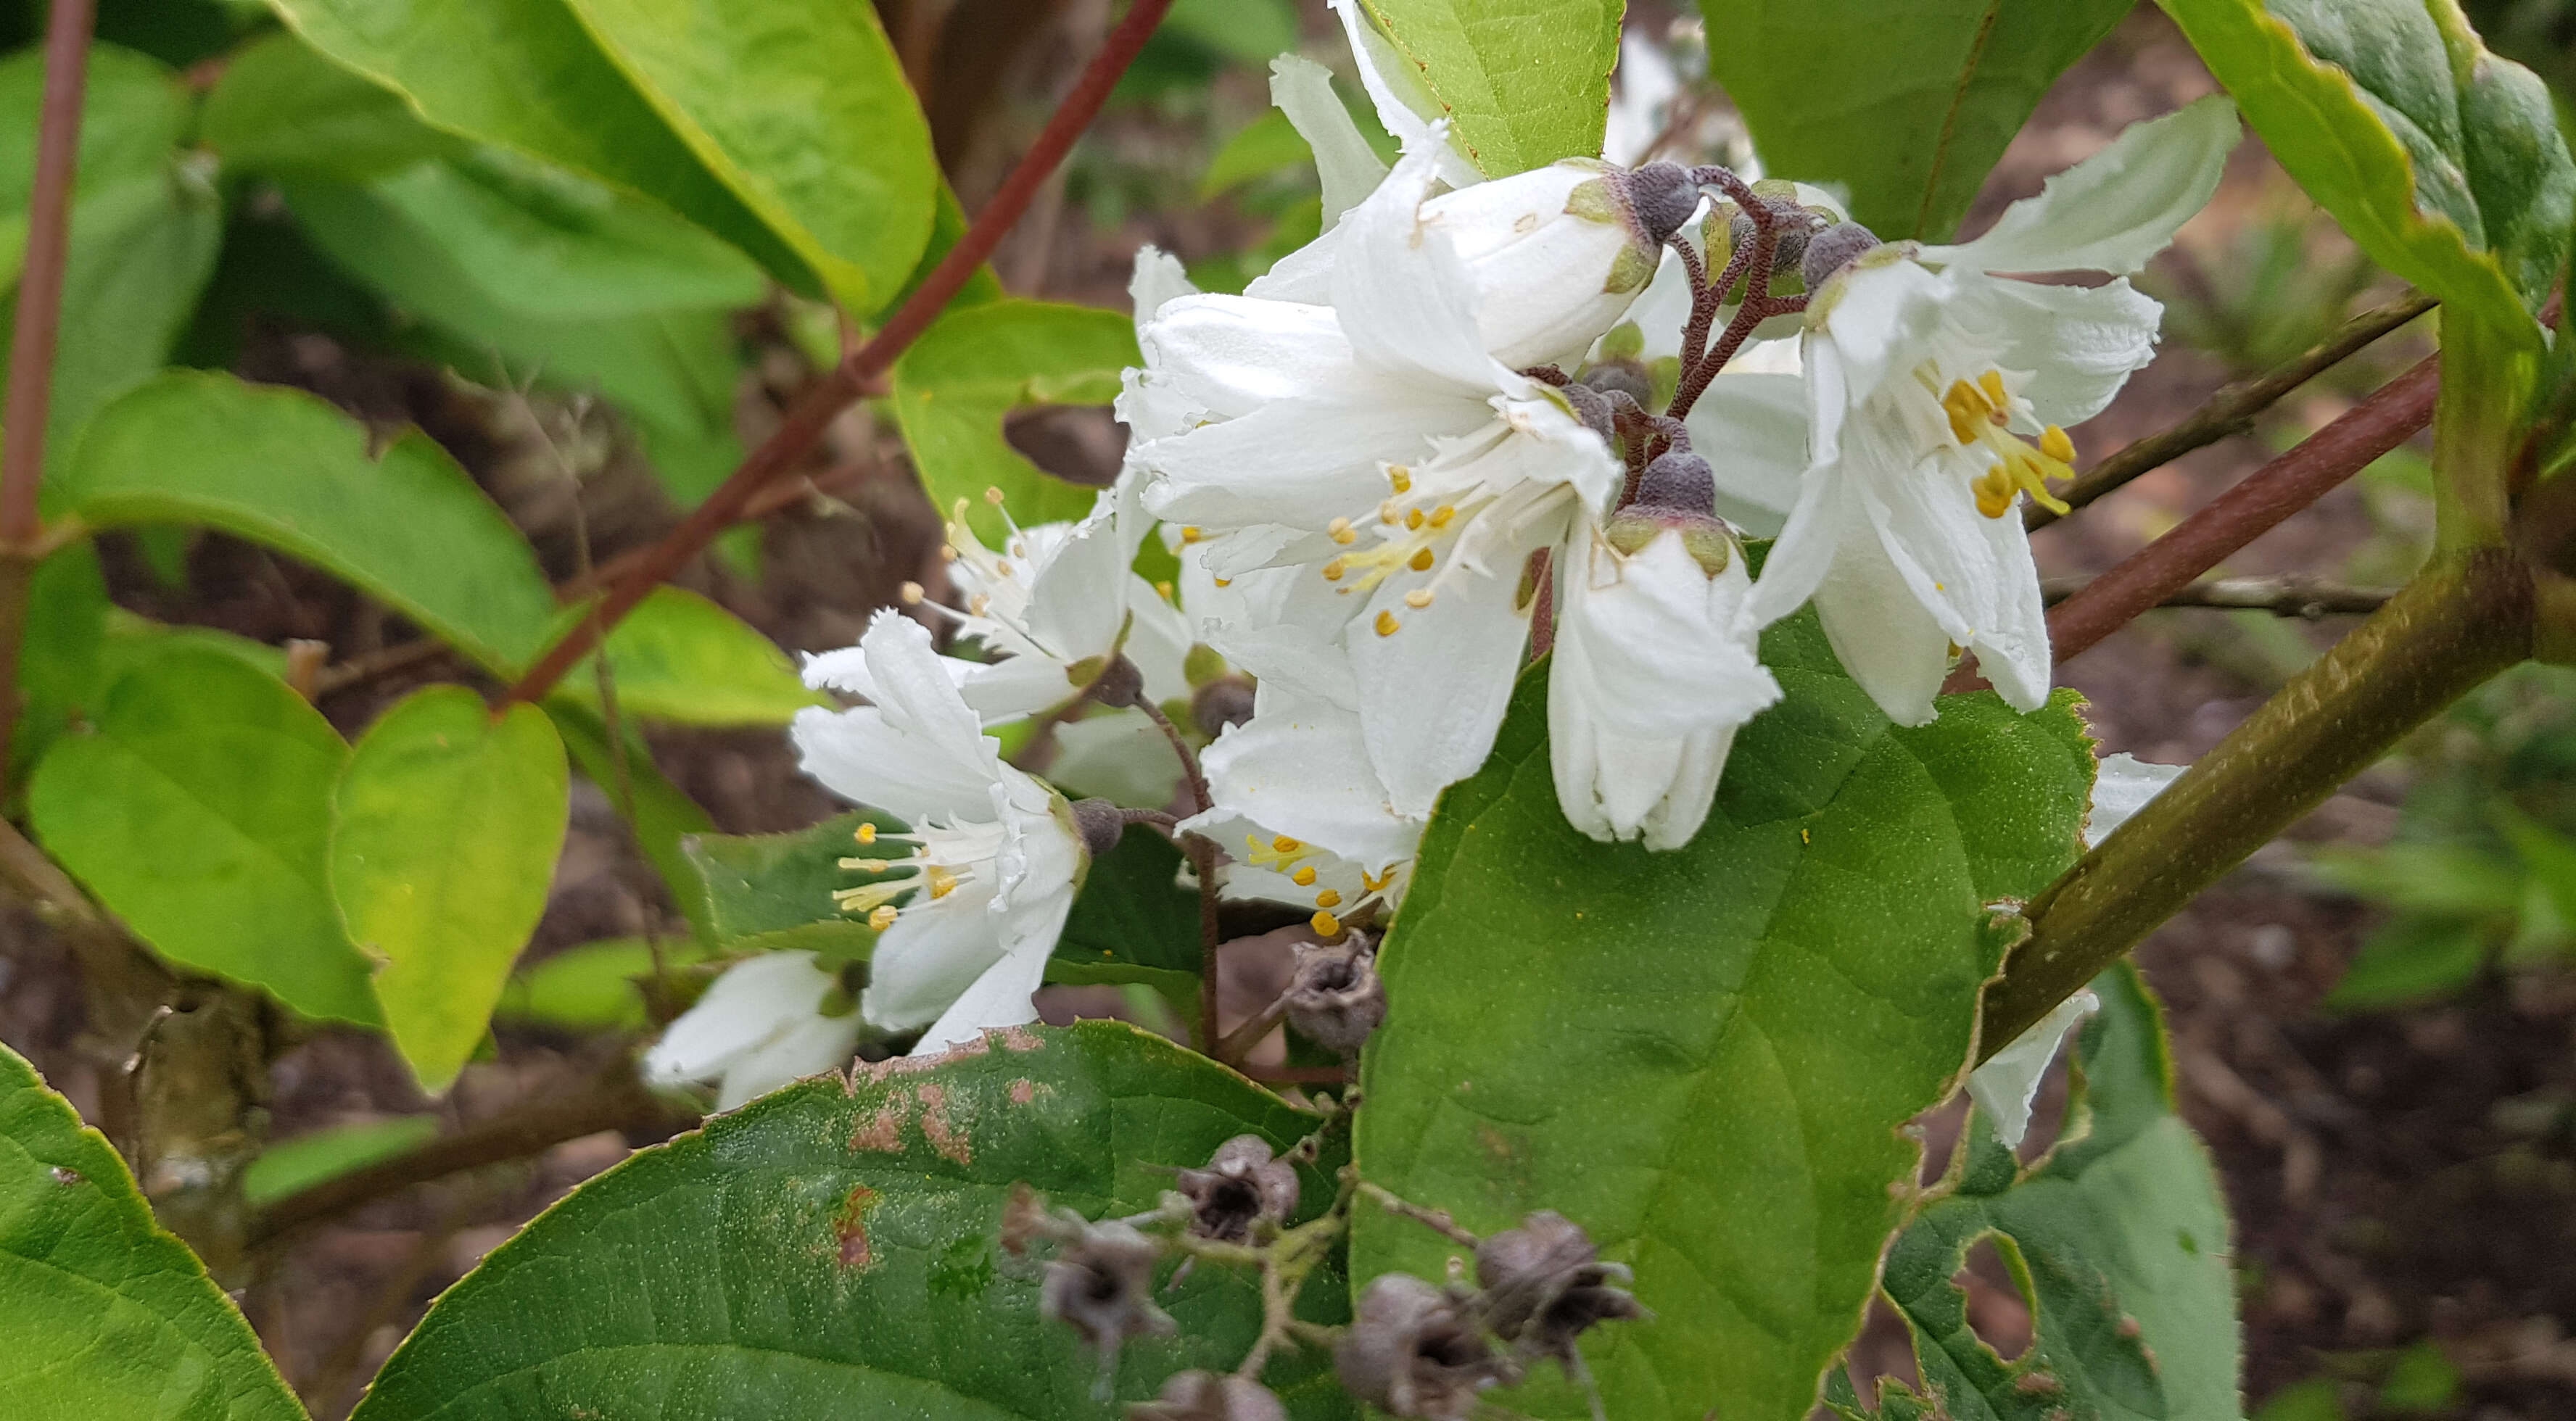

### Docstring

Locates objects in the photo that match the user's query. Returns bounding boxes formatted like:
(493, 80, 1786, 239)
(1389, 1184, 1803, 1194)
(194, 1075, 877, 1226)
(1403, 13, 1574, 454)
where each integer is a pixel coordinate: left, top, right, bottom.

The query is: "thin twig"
(2028, 291, 2437, 531)
(311, 638, 455, 698)
(2039, 574, 2395, 618)
(501, 0, 1178, 708)
(2046, 355, 2438, 664)
(1357, 1180, 1479, 1249)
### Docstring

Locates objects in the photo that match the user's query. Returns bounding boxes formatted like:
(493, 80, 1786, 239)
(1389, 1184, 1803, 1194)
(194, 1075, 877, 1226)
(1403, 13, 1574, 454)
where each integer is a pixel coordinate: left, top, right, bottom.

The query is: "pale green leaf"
(1700, 0, 2131, 240)
(0, 1040, 305, 1420)
(332, 687, 571, 1093)
(547, 701, 717, 941)
(242, 1116, 442, 1209)
(890, 299, 1138, 543)
(1352, 610, 2094, 1421)
(499, 937, 703, 1032)
(347, 1022, 1350, 1420)
(557, 586, 825, 727)
(201, 30, 461, 179)
(28, 646, 376, 1024)
(59, 372, 561, 676)
(1360, 0, 1623, 175)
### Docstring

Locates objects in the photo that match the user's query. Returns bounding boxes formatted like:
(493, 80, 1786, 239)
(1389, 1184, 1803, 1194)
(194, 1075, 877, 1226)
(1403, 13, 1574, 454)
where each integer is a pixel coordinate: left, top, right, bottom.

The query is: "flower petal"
(645, 950, 834, 1086)
(1350, 557, 1538, 817)
(714, 1008, 862, 1111)
(1973, 275, 2165, 428)
(909, 926, 1059, 1056)
(1271, 53, 1388, 227)
(1136, 390, 1481, 529)
(1930, 96, 2237, 278)
(1966, 989, 2098, 1149)
(1812, 513, 1952, 726)
(1198, 683, 1420, 869)
(2087, 752, 2186, 845)
(1128, 244, 1197, 334)
(1327, 0, 1480, 190)
(862, 887, 1004, 1032)
(1688, 370, 1808, 536)
(1330, 133, 1519, 394)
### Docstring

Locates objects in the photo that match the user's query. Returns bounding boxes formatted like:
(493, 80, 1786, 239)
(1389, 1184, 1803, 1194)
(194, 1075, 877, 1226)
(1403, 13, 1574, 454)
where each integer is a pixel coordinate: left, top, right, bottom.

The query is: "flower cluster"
(647, 5, 2235, 1099)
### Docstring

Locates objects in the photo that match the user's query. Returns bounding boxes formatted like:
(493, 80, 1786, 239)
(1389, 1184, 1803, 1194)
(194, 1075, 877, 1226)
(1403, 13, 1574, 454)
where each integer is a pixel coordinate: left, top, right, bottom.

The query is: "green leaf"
(270, 0, 816, 294)
(2324, 914, 2488, 1010)
(28, 646, 376, 1023)
(14, 542, 108, 774)
(556, 586, 826, 727)
(0, 43, 189, 259)
(546, 701, 717, 941)
(59, 372, 561, 676)
(1200, 107, 1315, 202)
(1358, 0, 1622, 175)
(1047, 826, 1202, 1016)
(201, 30, 461, 179)
(1351, 613, 2094, 1421)
(500, 936, 702, 1032)
(331, 687, 570, 1092)
(682, 810, 883, 960)
(552, 0, 938, 314)
(2155, 0, 2576, 341)
(0, 1040, 306, 1420)
(1699, 0, 2129, 240)
(891, 299, 1138, 543)
(347, 1021, 1353, 1421)
(242, 1116, 442, 1209)
(1870, 966, 2242, 1421)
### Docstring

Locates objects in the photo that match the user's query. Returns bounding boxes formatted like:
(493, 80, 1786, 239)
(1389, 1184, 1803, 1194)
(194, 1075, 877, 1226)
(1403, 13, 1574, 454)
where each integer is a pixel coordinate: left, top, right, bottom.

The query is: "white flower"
(791, 610, 1088, 1055)
(1966, 750, 2187, 1146)
(1745, 97, 2239, 726)
(643, 950, 859, 1110)
(1549, 494, 1781, 850)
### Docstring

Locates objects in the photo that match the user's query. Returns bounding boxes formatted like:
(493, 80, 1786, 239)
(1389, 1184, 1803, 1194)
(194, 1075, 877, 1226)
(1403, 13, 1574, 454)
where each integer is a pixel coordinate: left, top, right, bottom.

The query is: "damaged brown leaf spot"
(917, 1082, 972, 1164)
(854, 1035, 992, 1085)
(996, 1024, 1044, 1052)
(835, 1184, 880, 1272)
(1008, 1077, 1044, 1105)
(849, 1095, 909, 1153)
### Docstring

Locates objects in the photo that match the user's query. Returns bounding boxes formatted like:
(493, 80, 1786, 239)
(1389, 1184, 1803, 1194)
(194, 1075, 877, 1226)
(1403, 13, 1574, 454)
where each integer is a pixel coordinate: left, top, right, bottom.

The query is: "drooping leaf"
(348, 1022, 1353, 1421)
(1699, 0, 2130, 240)
(682, 810, 886, 961)
(1047, 825, 1203, 1016)
(552, 0, 938, 314)
(0, 1040, 306, 1420)
(556, 586, 825, 727)
(28, 646, 376, 1024)
(242, 1116, 442, 1209)
(331, 686, 571, 1093)
(547, 701, 717, 941)
(268, 0, 814, 293)
(59, 372, 561, 676)
(1867, 965, 2242, 1420)
(200, 30, 461, 180)
(890, 299, 1136, 543)
(1358, 0, 1623, 175)
(1351, 612, 2095, 1421)
(2156, 0, 2576, 341)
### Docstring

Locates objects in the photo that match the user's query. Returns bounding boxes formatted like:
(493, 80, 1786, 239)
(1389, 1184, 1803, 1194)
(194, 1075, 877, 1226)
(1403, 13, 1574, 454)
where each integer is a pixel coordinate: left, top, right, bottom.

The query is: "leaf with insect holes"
(0, 1041, 307, 1420)
(347, 1022, 1354, 1421)
(1352, 604, 2094, 1421)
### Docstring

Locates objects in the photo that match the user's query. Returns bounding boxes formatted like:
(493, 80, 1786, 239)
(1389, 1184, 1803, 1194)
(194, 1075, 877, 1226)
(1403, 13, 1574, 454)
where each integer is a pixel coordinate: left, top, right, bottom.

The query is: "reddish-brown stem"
(2045, 355, 2438, 664)
(0, 0, 93, 550)
(503, 0, 1176, 707)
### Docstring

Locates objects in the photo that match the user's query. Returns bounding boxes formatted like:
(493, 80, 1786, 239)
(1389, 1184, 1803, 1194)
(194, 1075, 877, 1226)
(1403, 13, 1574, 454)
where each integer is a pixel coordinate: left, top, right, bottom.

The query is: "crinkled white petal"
(1047, 708, 1186, 811)
(1137, 294, 1358, 423)
(1967, 989, 2098, 1149)
(1271, 54, 1388, 228)
(862, 879, 1007, 1032)
(1129, 244, 1197, 335)
(1197, 682, 1421, 871)
(1327, 0, 1480, 190)
(1857, 450, 2052, 713)
(2088, 753, 2186, 845)
(1928, 96, 2237, 278)
(1811, 512, 1952, 727)
(1331, 129, 1524, 397)
(1969, 274, 2165, 429)
(645, 950, 847, 1101)
(1137, 389, 1484, 529)
(1350, 552, 1541, 819)
(909, 926, 1062, 1056)
(792, 613, 1002, 823)
(714, 1008, 862, 1111)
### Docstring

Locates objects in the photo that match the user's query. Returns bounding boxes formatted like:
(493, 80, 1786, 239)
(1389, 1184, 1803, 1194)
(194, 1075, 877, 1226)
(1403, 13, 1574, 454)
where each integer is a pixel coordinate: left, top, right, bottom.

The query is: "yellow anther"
(1974, 470, 2015, 520)
(1379, 500, 1400, 525)
(1404, 507, 1425, 531)
(969, 593, 991, 617)
(1388, 467, 1413, 494)
(926, 866, 959, 900)
(1272, 835, 1300, 853)
(1329, 516, 1358, 545)
(1321, 558, 1347, 581)
(1942, 378, 1989, 445)
(939, 544, 959, 562)
(1311, 910, 1343, 938)
(1291, 866, 1318, 887)
(1181, 526, 1205, 544)
(1375, 610, 1400, 637)
(1429, 505, 1456, 528)
(983, 486, 1006, 505)
(994, 560, 1014, 578)
(1155, 580, 1176, 602)
(1213, 577, 1232, 588)
(1408, 547, 1434, 571)
(856, 823, 878, 845)
(1314, 887, 1343, 908)
(899, 581, 925, 605)
(1978, 369, 2008, 406)
(2041, 425, 2075, 464)
(1362, 866, 1394, 893)
(1405, 589, 1434, 609)
(868, 904, 899, 931)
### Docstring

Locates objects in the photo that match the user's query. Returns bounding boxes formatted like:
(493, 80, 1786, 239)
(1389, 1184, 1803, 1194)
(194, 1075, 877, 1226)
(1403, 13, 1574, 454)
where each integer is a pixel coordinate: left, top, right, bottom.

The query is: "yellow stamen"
(1314, 888, 1343, 908)
(1311, 910, 1343, 938)
(1362, 866, 1394, 893)
(868, 904, 899, 931)
(1429, 505, 1456, 528)
(1404, 507, 1425, 531)
(1181, 526, 1205, 544)
(938, 544, 958, 562)
(1291, 866, 1318, 887)
(1155, 580, 1176, 602)
(969, 593, 991, 617)
(899, 581, 925, 605)
(1213, 577, 1232, 588)
(855, 823, 878, 845)
(1408, 547, 1434, 571)
(1328, 517, 1358, 545)
(926, 865, 960, 900)
(1405, 589, 1434, 609)
(1375, 610, 1400, 637)
(1272, 836, 1300, 853)
(2041, 425, 2075, 463)
(994, 560, 1014, 578)
(1321, 558, 1347, 581)
(1388, 467, 1413, 494)
(1978, 369, 2008, 406)
(983, 486, 1006, 505)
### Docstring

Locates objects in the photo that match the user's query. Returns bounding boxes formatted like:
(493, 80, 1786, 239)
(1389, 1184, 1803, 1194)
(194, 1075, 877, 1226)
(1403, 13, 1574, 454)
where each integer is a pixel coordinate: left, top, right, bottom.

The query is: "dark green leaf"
(242, 1116, 441, 1209)
(59, 372, 561, 676)
(331, 687, 571, 1092)
(29, 645, 376, 1023)
(0, 42, 186, 243)
(2156, 0, 2576, 340)
(1048, 826, 1202, 1014)
(1351, 612, 2094, 1421)
(682, 810, 883, 960)
(0, 1040, 305, 1420)
(556, 587, 825, 727)
(349, 1021, 1353, 1421)
(1701, 0, 2129, 240)
(13, 542, 107, 774)
(546, 701, 717, 941)
(270, 0, 816, 294)
(201, 30, 461, 180)
(1870, 966, 2242, 1421)
(1360, 0, 1623, 175)
(2324, 914, 2488, 1010)
(890, 299, 1137, 544)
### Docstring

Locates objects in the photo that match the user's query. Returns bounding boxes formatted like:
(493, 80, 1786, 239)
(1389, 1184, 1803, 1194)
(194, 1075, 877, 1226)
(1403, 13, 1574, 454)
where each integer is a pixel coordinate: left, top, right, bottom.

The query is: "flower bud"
(1577, 361, 1654, 410)
(1336, 1273, 1517, 1419)
(1069, 798, 1128, 861)
(1632, 451, 1717, 518)
(1801, 221, 1882, 290)
(1174, 1134, 1302, 1243)
(1128, 1370, 1289, 1421)
(1040, 1219, 1176, 1379)
(1474, 1211, 1646, 1369)
(1425, 160, 1676, 368)
(1191, 675, 1255, 737)
(1283, 936, 1387, 1055)
(1086, 653, 1147, 709)
(1557, 381, 1618, 444)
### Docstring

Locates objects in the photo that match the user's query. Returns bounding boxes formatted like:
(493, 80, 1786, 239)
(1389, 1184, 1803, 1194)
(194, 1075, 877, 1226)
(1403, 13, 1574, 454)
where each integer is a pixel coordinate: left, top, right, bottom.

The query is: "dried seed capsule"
(1173, 1134, 1301, 1243)
(1282, 936, 1387, 1055)
(1474, 1210, 1646, 1369)
(1127, 1369, 1289, 1421)
(1336, 1273, 1516, 1419)
(1040, 1219, 1176, 1380)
